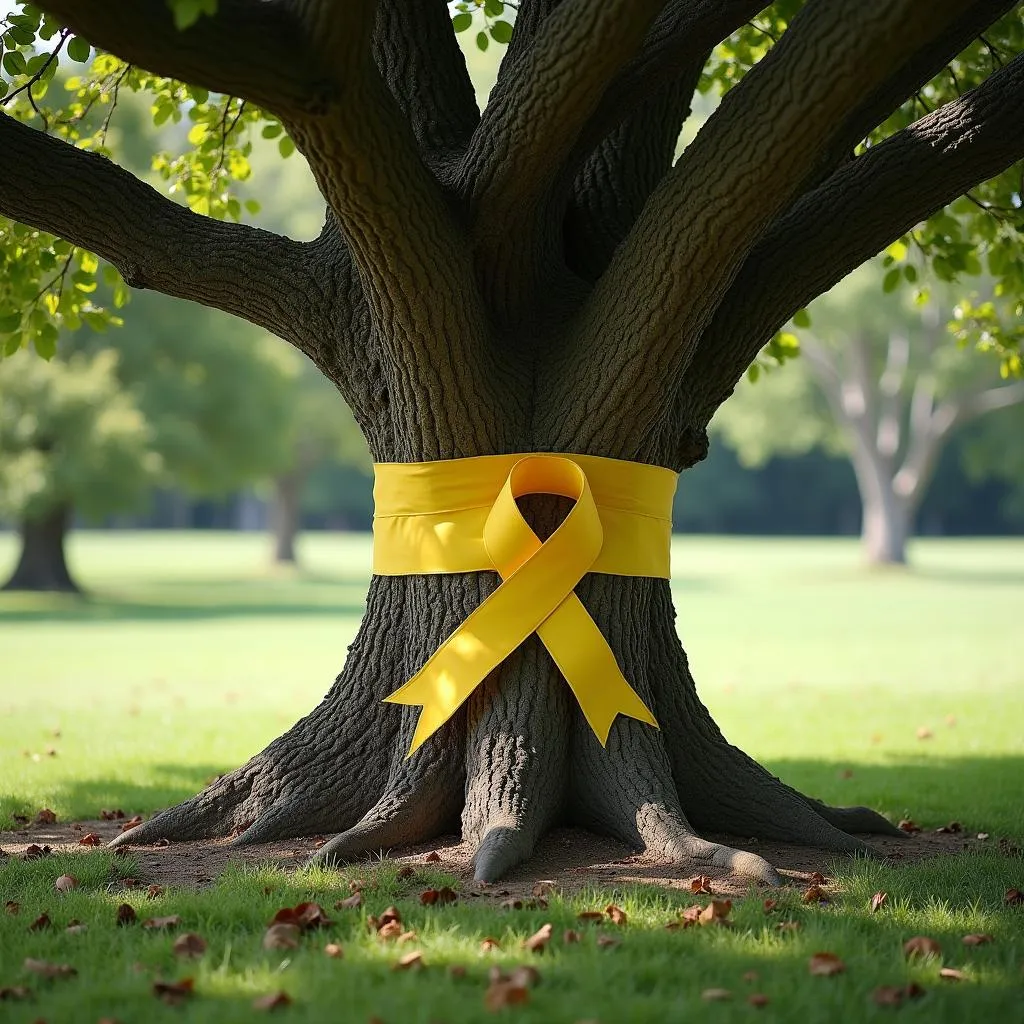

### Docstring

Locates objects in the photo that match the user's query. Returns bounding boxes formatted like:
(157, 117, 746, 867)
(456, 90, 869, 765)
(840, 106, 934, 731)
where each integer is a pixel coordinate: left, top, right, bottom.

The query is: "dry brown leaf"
(393, 951, 424, 971)
(420, 887, 457, 906)
(699, 900, 733, 926)
(898, 819, 921, 834)
(903, 936, 942, 960)
(809, 871, 828, 885)
(508, 966, 540, 989)
(596, 935, 619, 949)
(252, 991, 291, 1011)
(501, 898, 524, 910)
(872, 985, 905, 1007)
(263, 924, 300, 950)
(524, 923, 553, 953)
(397, 930, 418, 944)
(173, 933, 207, 958)
(66, 920, 87, 935)
(742, 971, 759, 983)
(120, 815, 143, 832)
(802, 885, 829, 904)
(762, 899, 778, 913)
(152, 978, 194, 1006)
(78, 833, 102, 847)
(870, 892, 888, 913)
(808, 952, 846, 976)
(0, 985, 32, 1000)
(4, 900, 19, 915)
(962, 933, 993, 946)
(24, 957, 76, 979)
(324, 943, 344, 958)
(334, 892, 362, 910)
(689, 875, 713, 894)
(562, 929, 581, 944)
(378, 920, 404, 941)
(146, 884, 164, 899)
(116, 903, 137, 926)
(152, 837, 171, 848)
(532, 880, 557, 897)
(680, 905, 703, 925)
(480, 937, 501, 951)
(916, 726, 933, 740)
(35, 808, 57, 824)
(747, 993, 770, 1008)
(904, 982, 926, 999)
(100, 808, 125, 820)
(378, 906, 402, 927)
(448, 964, 467, 979)
(22, 843, 52, 861)
(775, 920, 800, 933)
(701, 988, 732, 1001)
(29, 911, 51, 931)
(936, 821, 963, 834)
(577, 910, 604, 923)
(485, 980, 529, 1011)
(1004, 888, 1023, 905)
(143, 915, 182, 930)
(939, 967, 968, 981)
(605, 904, 627, 926)
(424, 851, 441, 862)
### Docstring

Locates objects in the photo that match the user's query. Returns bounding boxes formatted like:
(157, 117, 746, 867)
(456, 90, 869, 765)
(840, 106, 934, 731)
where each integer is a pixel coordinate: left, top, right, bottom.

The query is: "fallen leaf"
(295, 902, 331, 930)
(508, 965, 540, 988)
(762, 899, 778, 913)
(263, 923, 300, 950)
(596, 935, 619, 949)
(802, 885, 829, 904)
(53, 873, 77, 893)
(916, 726, 933, 740)
(120, 815, 143, 832)
(680, 905, 703, 925)
(334, 892, 362, 910)
(562, 929, 581, 944)
(808, 952, 846, 976)
(809, 871, 828, 885)
(747, 993, 770, 1008)
(397, 930, 418, 944)
(377, 920, 403, 941)
(378, 906, 402, 927)
(701, 988, 732, 1001)
(11, 812, 30, 825)
(839, 768, 854, 779)
(449, 965, 466, 979)
(5, 901, 20, 915)
(936, 821, 963, 834)
(904, 982, 926, 999)
(524, 924, 553, 952)
(977, 833, 990, 841)
(24, 958, 76, 979)
(872, 985, 905, 1007)
(324, 943, 344, 958)
(699, 900, 733, 926)
(532, 880, 557, 897)
(903, 936, 942, 960)
(153, 838, 170, 848)
(898, 819, 921, 834)
(144, 915, 183, 931)
(605, 904, 628, 926)
(393, 951, 424, 971)
(0, 986, 31, 1000)
(100, 809, 125, 820)
(962, 933, 994, 946)
(78, 833, 102, 847)
(420, 887, 457, 906)
(253, 991, 291, 1011)
(424, 851, 441, 862)
(29, 912, 51, 931)
(484, 980, 529, 1011)
(22, 844, 52, 860)
(1004, 888, 1023, 906)
(690, 875, 713, 894)
(481, 937, 501, 951)
(939, 967, 968, 981)
(152, 978, 194, 1006)
(173, 933, 207, 958)
(775, 921, 801, 933)
(577, 911, 604, 923)
(501, 898, 524, 910)
(871, 892, 888, 913)
(146, 885, 164, 899)
(742, 971, 759, 983)
(396, 864, 415, 879)
(36, 808, 57, 824)
(66, 920, 87, 935)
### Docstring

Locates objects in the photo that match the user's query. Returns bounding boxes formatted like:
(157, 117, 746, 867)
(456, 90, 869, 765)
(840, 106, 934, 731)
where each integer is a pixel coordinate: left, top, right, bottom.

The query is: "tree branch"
(540, 0, 972, 456)
(458, 0, 665, 324)
(0, 111, 339, 360)
(683, 50, 1024, 432)
(36, 0, 333, 115)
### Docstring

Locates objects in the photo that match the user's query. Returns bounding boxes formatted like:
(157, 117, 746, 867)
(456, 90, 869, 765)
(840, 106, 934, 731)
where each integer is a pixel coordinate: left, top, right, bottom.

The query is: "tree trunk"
(861, 490, 910, 566)
(2, 504, 79, 593)
(271, 472, 303, 565)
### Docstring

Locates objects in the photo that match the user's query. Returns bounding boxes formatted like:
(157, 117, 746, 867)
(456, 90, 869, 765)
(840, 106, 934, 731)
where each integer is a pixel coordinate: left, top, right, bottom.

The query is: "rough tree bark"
(1, 0, 1023, 882)
(2, 504, 78, 592)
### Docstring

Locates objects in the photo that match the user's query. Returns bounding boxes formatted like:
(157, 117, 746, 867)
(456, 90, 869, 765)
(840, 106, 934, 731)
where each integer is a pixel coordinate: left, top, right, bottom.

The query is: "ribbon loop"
(376, 453, 675, 756)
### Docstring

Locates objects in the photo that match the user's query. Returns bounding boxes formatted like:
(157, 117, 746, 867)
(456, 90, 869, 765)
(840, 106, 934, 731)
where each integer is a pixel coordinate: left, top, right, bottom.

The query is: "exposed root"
(805, 797, 904, 837)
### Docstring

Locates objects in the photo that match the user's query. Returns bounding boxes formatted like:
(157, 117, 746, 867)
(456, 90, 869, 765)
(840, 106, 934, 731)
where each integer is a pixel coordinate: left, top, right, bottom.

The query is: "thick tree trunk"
(2, 504, 79, 593)
(861, 491, 910, 566)
(271, 472, 303, 565)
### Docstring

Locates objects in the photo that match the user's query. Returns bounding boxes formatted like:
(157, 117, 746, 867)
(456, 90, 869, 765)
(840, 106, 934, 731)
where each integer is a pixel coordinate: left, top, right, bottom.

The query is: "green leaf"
(747, 363, 761, 383)
(278, 135, 295, 158)
(34, 322, 58, 359)
(490, 19, 513, 43)
(3, 333, 21, 357)
(792, 308, 811, 329)
(484, 0, 504, 15)
(882, 267, 902, 293)
(476, 30, 489, 51)
(261, 122, 282, 139)
(2, 49, 27, 75)
(451, 12, 472, 32)
(0, 312, 22, 333)
(66, 35, 91, 62)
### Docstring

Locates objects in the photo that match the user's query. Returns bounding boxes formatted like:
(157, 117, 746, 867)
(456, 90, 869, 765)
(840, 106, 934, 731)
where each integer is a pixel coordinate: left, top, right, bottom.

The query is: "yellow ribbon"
(373, 453, 678, 756)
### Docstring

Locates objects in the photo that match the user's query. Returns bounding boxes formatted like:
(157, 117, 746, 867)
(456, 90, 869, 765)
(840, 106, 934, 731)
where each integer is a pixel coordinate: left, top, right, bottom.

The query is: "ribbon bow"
(373, 454, 677, 756)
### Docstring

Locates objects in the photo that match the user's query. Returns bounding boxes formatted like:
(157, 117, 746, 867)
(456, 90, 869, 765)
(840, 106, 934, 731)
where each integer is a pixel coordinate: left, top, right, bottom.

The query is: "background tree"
(1, 1, 1023, 883)
(718, 265, 1024, 564)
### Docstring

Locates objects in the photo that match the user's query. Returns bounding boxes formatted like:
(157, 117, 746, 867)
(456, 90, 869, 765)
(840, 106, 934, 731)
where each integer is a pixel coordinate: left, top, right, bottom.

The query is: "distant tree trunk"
(271, 471, 304, 564)
(2, 504, 78, 593)
(858, 479, 911, 566)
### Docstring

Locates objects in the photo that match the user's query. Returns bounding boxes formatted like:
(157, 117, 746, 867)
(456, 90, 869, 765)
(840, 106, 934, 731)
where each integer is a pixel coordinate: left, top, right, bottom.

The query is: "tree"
(1, 1, 1023, 883)
(717, 265, 1024, 563)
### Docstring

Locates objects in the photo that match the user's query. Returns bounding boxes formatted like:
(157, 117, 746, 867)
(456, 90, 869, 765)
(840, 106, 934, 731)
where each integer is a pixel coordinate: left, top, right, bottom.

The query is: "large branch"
(683, 50, 1024, 430)
(37, 0, 332, 115)
(0, 111, 338, 360)
(457, 0, 665, 324)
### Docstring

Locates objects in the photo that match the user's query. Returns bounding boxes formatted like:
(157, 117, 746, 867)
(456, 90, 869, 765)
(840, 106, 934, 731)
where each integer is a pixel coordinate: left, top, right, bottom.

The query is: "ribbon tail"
(383, 669, 481, 757)
(536, 594, 658, 745)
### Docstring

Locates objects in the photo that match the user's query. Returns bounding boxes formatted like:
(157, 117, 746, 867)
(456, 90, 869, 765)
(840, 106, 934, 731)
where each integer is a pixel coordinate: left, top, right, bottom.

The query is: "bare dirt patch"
(0, 818, 986, 900)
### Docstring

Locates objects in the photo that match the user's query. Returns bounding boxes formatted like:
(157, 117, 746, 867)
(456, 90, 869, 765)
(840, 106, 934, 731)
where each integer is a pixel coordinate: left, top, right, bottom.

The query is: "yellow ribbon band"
(373, 453, 678, 756)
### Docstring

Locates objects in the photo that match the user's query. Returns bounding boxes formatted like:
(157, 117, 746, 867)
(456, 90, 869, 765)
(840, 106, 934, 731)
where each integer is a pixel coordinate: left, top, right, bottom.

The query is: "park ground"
(0, 533, 1022, 1022)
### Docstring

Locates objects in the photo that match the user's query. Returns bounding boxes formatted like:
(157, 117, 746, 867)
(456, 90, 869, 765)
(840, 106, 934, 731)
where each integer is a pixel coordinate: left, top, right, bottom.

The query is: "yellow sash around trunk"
(373, 453, 678, 756)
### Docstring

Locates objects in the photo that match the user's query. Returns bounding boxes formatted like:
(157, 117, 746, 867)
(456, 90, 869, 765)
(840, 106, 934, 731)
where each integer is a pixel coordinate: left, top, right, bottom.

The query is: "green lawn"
(1, 532, 1022, 1022)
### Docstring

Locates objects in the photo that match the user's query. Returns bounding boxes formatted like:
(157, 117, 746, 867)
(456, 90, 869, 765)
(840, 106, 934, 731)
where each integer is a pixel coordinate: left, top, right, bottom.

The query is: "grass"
(1, 531, 1022, 1021)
